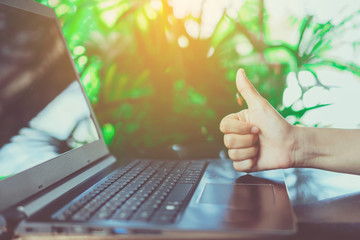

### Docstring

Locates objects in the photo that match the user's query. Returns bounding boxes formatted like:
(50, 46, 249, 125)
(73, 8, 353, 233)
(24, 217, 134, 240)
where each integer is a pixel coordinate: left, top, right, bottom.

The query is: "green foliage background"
(36, 0, 360, 160)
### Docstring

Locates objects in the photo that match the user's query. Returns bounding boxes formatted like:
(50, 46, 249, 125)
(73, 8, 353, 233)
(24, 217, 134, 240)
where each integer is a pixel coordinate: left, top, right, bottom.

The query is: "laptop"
(0, 0, 296, 238)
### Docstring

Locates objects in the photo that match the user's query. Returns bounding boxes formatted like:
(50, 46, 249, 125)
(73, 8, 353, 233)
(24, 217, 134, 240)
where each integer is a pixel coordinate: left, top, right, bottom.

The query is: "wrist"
(290, 125, 307, 168)
(288, 126, 360, 174)
(291, 126, 328, 169)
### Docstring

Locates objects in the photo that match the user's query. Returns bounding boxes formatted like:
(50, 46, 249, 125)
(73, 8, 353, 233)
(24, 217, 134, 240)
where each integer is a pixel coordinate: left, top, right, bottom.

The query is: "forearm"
(293, 126, 360, 175)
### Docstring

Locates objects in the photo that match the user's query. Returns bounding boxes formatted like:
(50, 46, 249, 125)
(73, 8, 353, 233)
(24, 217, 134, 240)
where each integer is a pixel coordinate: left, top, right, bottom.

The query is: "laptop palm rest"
(174, 159, 296, 235)
(198, 183, 275, 225)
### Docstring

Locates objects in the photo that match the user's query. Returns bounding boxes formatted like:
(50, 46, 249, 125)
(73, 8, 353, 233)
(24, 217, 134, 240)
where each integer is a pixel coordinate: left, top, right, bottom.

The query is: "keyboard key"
(131, 210, 154, 222)
(113, 209, 134, 221)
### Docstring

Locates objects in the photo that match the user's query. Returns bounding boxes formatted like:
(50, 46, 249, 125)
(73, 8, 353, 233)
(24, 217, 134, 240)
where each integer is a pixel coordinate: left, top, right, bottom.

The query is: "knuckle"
(258, 97, 270, 110)
(223, 135, 229, 147)
(233, 159, 254, 172)
(224, 135, 234, 147)
(245, 163, 255, 173)
(243, 159, 254, 172)
(243, 148, 256, 159)
(251, 134, 258, 144)
(228, 149, 234, 159)
(250, 146, 258, 156)
(238, 123, 250, 133)
(219, 120, 228, 133)
(228, 149, 239, 160)
(233, 161, 241, 171)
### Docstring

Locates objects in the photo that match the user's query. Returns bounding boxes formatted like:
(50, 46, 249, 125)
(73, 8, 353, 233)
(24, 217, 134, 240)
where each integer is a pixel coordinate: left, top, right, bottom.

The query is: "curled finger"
(228, 146, 258, 161)
(233, 159, 256, 172)
(224, 134, 258, 149)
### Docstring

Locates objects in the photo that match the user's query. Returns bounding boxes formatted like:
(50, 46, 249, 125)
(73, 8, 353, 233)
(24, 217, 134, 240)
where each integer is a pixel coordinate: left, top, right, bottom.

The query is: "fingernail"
(251, 126, 259, 134)
(238, 68, 245, 75)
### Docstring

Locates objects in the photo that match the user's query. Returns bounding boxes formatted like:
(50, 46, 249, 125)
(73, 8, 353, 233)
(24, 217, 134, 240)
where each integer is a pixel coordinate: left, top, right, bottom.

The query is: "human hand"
(220, 69, 296, 172)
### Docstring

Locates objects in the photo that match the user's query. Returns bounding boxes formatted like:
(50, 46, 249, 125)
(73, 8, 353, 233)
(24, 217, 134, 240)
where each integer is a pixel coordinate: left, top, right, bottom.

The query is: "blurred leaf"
(280, 104, 332, 120)
(307, 60, 360, 77)
(34, 0, 360, 159)
(102, 123, 115, 145)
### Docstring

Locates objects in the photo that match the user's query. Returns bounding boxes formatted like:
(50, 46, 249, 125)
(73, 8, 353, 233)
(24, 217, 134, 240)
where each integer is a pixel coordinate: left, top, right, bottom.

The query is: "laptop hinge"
(0, 206, 27, 240)
(19, 156, 116, 218)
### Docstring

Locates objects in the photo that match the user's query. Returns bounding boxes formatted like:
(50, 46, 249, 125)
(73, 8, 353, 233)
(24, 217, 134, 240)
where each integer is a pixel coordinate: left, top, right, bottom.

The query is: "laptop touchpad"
(199, 183, 275, 210)
(188, 174, 294, 228)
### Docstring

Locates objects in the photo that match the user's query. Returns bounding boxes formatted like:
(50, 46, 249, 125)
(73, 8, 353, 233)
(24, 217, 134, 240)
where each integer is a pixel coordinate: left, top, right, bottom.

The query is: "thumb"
(236, 69, 263, 109)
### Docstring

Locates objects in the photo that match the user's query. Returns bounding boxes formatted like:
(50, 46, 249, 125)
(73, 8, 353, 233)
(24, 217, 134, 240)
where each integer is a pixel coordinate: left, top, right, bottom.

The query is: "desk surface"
(284, 168, 360, 240)
(15, 168, 360, 240)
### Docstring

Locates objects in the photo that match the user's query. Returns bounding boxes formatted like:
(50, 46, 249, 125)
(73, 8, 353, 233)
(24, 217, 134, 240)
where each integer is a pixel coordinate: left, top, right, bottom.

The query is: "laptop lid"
(0, 0, 110, 212)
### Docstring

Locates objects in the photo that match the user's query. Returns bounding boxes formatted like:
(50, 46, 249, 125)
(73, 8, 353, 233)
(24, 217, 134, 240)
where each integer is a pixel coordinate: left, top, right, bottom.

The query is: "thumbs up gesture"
(220, 69, 296, 172)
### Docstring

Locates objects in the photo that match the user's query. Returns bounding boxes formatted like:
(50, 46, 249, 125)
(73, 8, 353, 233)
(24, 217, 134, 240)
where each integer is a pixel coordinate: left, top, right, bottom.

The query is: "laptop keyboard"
(53, 159, 207, 224)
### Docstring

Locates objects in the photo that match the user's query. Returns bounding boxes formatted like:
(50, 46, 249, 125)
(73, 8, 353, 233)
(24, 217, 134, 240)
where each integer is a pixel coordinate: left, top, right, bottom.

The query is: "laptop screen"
(0, 3, 100, 181)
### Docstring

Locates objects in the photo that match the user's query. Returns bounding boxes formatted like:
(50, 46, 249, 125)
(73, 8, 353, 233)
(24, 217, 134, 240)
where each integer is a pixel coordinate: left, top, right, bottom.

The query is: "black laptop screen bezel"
(0, 0, 111, 212)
